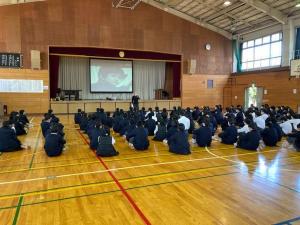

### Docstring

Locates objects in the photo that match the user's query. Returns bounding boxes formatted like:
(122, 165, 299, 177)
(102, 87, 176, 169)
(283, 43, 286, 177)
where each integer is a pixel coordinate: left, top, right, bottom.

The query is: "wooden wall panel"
(181, 74, 230, 108)
(225, 70, 300, 110)
(0, 69, 49, 114)
(0, 0, 232, 75)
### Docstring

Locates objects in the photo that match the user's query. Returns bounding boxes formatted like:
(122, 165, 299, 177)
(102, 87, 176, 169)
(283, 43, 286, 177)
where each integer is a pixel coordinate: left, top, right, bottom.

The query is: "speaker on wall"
(187, 59, 196, 74)
(31, 50, 41, 70)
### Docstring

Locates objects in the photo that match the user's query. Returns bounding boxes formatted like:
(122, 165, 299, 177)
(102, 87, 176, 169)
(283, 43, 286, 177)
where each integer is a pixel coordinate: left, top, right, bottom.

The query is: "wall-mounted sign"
(0, 53, 23, 68)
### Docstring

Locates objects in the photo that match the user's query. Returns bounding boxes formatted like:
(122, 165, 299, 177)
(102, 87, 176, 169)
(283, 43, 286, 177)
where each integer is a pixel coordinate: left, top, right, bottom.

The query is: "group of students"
(76, 104, 300, 157)
(41, 109, 66, 157)
(0, 110, 30, 152)
(1, 104, 299, 156)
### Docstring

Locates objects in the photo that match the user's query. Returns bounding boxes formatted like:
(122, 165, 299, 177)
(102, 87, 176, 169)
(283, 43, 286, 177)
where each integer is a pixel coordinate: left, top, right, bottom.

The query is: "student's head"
(48, 109, 53, 114)
(95, 121, 101, 129)
(248, 122, 256, 131)
(50, 124, 59, 133)
(19, 110, 25, 115)
(178, 123, 185, 132)
(297, 124, 300, 131)
(137, 121, 143, 128)
(2, 120, 11, 128)
(44, 113, 51, 121)
(245, 118, 252, 126)
(96, 108, 100, 112)
(78, 109, 82, 113)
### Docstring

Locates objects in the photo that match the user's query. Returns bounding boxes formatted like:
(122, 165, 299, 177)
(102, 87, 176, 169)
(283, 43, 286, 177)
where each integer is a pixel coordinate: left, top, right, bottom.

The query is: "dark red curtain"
(172, 62, 181, 98)
(49, 55, 60, 98)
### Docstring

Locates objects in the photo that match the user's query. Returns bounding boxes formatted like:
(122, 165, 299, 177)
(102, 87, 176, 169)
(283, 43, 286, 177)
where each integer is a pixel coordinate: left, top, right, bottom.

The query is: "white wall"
(233, 16, 300, 69)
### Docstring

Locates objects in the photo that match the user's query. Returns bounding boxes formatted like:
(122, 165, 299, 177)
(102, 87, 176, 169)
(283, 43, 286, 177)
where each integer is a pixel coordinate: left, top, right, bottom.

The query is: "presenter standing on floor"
(131, 93, 140, 111)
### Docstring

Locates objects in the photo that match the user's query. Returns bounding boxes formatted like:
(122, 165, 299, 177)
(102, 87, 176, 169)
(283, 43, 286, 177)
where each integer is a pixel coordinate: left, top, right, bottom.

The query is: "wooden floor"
(1, 115, 300, 225)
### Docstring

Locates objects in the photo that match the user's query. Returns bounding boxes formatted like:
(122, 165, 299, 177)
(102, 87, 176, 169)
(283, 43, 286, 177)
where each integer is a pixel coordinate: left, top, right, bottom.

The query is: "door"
(245, 86, 263, 108)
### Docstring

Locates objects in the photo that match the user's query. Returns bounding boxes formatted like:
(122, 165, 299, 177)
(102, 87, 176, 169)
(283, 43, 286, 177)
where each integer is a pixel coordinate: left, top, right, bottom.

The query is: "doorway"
(245, 86, 263, 108)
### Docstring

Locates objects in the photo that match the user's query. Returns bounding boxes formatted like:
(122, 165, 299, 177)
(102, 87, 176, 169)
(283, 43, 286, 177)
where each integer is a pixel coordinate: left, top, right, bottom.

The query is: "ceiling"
(1, 0, 300, 39)
(143, 0, 300, 38)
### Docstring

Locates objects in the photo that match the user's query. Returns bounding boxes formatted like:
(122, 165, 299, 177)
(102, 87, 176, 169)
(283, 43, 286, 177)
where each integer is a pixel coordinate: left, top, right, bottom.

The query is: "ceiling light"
(296, 0, 300, 7)
(224, 1, 231, 6)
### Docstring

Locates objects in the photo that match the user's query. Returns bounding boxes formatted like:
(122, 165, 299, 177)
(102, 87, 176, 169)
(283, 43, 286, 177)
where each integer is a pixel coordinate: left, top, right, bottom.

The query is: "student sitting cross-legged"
(0, 121, 29, 152)
(126, 121, 149, 151)
(218, 119, 238, 145)
(153, 121, 167, 142)
(235, 122, 260, 151)
(287, 124, 300, 152)
(261, 121, 278, 147)
(96, 130, 119, 157)
(44, 124, 66, 157)
(89, 122, 109, 150)
(168, 123, 191, 155)
(192, 118, 212, 147)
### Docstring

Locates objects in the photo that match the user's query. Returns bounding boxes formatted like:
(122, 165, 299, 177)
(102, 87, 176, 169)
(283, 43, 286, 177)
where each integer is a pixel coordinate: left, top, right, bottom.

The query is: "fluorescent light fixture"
(224, 1, 231, 6)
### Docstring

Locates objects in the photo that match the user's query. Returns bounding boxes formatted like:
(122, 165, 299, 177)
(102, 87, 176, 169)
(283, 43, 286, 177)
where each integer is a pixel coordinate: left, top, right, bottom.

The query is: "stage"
(50, 99, 181, 114)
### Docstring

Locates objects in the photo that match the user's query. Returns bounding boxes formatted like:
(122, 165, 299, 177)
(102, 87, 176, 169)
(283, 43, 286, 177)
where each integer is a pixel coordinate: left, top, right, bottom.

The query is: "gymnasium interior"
(0, 0, 300, 224)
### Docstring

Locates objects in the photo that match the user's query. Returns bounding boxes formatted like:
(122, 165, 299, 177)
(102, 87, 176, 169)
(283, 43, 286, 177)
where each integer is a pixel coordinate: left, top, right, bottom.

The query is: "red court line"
(77, 130, 151, 225)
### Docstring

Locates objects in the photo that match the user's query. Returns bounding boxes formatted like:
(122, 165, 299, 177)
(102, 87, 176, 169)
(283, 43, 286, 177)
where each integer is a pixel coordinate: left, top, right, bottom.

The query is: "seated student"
(126, 121, 149, 150)
(237, 118, 251, 134)
(165, 120, 178, 143)
(119, 114, 130, 136)
(41, 113, 52, 137)
(218, 119, 238, 145)
(287, 124, 300, 151)
(144, 113, 156, 136)
(271, 117, 283, 141)
(104, 112, 113, 128)
(261, 121, 278, 147)
(192, 118, 212, 147)
(96, 130, 119, 157)
(124, 119, 136, 138)
(74, 109, 82, 124)
(168, 124, 191, 155)
(0, 121, 27, 152)
(89, 121, 103, 150)
(80, 112, 88, 131)
(153, 121, 167, 141)
(236, 122, 261, 151)
(19, 110, 29, 125)
(44, 124, 66, 157)
(254, 111, 265, 130)
(9, 112, 27, 136)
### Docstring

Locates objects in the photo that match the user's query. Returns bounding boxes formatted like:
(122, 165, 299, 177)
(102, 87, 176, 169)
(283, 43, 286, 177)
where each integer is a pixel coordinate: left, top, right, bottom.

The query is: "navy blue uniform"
(96, 136, 119, 157)
(168, 131, 191, 155)
(153, 125, 167, 141)
(127, 127, 149, 150)
(74, 113, 82, 124)
(261, 127, 278, 146)
(145, 118, 156, 136)
(193, 126, 212, 147)
(219, 125, 238, 144)
(288, 131, 300, 151)
(237, 130, 260, 150)
(0, 127, 22, 152)
(41, 121, 51, 137)
(273, 122, 283, 141)
(44, 133, 65, 157)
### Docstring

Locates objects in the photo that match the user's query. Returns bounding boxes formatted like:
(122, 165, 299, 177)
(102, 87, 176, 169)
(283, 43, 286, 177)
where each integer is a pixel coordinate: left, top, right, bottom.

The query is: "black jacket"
(0, 127, 22, 152)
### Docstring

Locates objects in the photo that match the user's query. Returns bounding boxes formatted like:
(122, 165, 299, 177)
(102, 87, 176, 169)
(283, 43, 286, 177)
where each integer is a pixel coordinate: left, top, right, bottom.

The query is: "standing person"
(131, 93, 140, 111)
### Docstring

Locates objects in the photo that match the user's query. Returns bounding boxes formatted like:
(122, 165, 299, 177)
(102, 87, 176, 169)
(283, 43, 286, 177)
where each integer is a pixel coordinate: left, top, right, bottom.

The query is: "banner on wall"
(0, 79, 43, 93)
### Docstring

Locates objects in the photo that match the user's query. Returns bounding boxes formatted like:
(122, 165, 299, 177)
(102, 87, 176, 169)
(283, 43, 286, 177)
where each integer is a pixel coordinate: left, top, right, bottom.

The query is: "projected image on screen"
(90, 59, 133, 92)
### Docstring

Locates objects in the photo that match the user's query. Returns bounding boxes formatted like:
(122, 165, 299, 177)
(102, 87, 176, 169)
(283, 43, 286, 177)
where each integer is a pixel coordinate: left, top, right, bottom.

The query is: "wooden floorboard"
(0, 115, 300, 225)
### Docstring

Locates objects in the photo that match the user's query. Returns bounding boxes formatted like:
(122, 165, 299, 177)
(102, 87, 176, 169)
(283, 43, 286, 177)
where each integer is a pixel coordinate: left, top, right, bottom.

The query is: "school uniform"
(119, 119, 130, 136)
(74, 112, 82, 124)
(288, 131, 300, 151)
(14, 121, 27, 136)
(235, 111, 244, 127)
(153, 124, 167, 141)
(96, 136, 119, 157)
(80, 117, 88, 131)
(89, 128, 102, 150)
(19, 114, 29, 125)
(261, 126, 278, 147)
(166, 126, 178, 142)
(238, 124, 250, 134)
(0, 126, 22, 152)
(168, 131, 191, 155)
(178, 116, 190, 134)
(272, 122, 283, 141)
(280, 121, 293, 135)
(254, 116, 265, 129)
(41, 120, 51, 137)
(219, 125, 238, 144)
(44, 133, 66, 157)
(193, 126, 212, 147)
(237, 130, 260, 150)
(145, 118, 156, 136)
(127, 127, 149, 150)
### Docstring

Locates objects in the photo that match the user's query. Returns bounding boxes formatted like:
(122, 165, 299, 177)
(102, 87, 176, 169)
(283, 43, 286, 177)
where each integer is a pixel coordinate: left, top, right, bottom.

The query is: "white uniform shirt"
(178, 116, 190, 130)
(254, 116, 265, 129)
(238, 124, 250, 134)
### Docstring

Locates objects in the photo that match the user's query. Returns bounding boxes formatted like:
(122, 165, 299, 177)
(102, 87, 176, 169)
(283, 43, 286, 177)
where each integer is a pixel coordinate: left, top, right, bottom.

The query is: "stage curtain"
(58, 57, 165, 100)
(49, 55, 60, 98)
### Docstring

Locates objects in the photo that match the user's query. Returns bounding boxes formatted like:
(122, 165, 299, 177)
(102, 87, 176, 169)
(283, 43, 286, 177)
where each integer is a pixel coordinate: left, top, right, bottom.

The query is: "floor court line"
(0, 148, 289, 186)
(1, 154, 299, 203)
(77, 125, 152, 225)
(2, 157, 300, 212)
(205, 147, 300, 193)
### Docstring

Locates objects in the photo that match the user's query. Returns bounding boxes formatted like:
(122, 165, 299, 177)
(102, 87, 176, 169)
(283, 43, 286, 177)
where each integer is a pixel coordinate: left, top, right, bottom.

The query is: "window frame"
(240, 32, 283, 71)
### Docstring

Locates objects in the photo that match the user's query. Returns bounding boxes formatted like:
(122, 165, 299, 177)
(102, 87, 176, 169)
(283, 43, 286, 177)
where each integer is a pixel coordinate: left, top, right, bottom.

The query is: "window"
(241, 32, 282, 71)
(207, 80, 213, 89)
